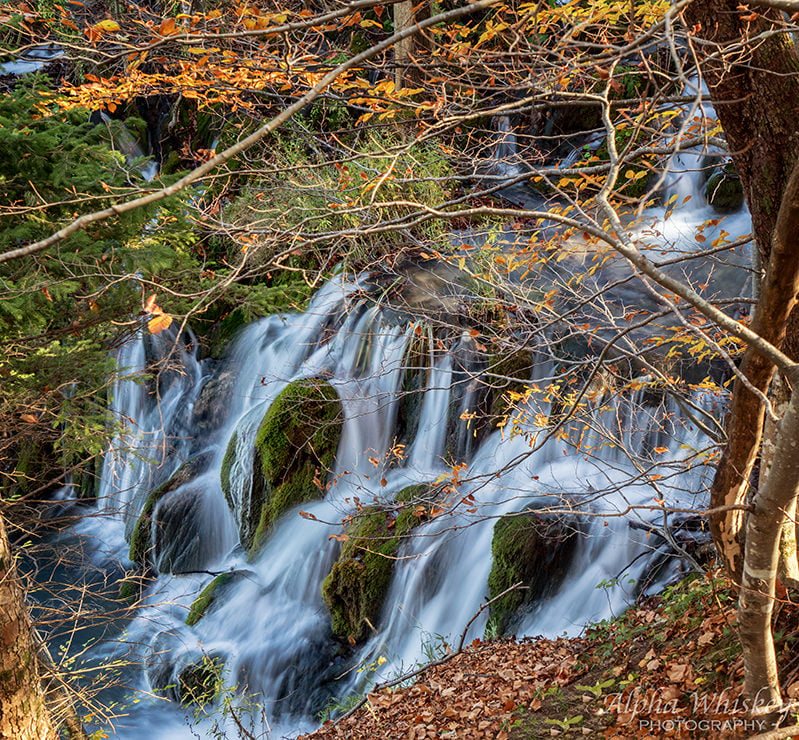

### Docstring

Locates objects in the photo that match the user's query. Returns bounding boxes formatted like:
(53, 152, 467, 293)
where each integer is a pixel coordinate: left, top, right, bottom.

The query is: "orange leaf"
(143, 293, 160, 314)
(159, 17, 177, 35)
(20, 413, 38, 423)
(148, 313, 173, 334)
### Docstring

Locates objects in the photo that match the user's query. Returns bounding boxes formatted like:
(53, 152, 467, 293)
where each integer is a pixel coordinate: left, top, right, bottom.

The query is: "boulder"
(221, 379, 343, 556)
(321, 484, 431, 644)
(145, 631, 224, 707)
(705, 161, 744, 212)
(486, 512, 579, 637)
(191, 369, 236, 433)
(129, 454, 209, 569)
(151, 484, 209, 574)
(185, 569, 253, 626)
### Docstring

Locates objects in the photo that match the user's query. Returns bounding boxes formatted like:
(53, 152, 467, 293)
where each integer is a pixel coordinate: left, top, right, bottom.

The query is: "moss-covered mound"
(129, 454, 208, 569)
(486, 512, 579, 638)
(185, 570, 252, 626)
(321, 484, 430, 644)
(178, 655, 224, 706)
(249, 379, 343, 554)
(705, 161, 743, 212)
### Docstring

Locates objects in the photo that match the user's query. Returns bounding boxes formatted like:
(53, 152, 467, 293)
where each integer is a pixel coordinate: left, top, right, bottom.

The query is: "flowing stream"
(40, 98, 753, 738)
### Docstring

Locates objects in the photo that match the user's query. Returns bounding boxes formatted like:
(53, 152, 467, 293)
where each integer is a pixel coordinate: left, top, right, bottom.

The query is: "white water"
(45, 83, 751, 739)
(0, 44, 63, 75)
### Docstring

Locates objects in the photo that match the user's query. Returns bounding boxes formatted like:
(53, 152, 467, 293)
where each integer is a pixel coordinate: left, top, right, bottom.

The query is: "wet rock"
(485, 350, 535, 428)
(152, 484, 206, 574)
(145, 632, 225, 707)
(191, 369, 236, 433)
(177, 655, 225, 706)
(221, 379, 344, 556)
(486, 512, 579, 637)
(705, 161, 743, 212)
(129, 454, 210, 569)
(185, 569, 254, 626)
(321, 484, 431, 644)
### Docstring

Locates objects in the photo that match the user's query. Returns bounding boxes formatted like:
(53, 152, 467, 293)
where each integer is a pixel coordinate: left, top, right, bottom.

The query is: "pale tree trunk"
(0, 514, 56, 740)
(761, 375, 799, 585)
(393, 0, 414, 89)
(739, 366, 799, 725)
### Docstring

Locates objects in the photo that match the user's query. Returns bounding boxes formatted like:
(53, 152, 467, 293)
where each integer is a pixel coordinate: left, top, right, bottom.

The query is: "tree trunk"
(0, 514, 56, 740)
(393, 0, 414, 89)
(761, 376, 799, 585)
(686, 0, 799, 581)
(739, 367, 799, 725)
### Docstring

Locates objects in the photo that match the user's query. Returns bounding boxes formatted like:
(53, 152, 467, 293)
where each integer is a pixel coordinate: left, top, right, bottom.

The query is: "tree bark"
(739, 367, 799, 725)
(684, 0, 799, 580)
(0, 514, 56, 740)
(393, 0, 415, 89)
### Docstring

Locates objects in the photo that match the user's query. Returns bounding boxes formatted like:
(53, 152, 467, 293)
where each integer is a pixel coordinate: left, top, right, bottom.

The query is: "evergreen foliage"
(0, 77, 198, 500)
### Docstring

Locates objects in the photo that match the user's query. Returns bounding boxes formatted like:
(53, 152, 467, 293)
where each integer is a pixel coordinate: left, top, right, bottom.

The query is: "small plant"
(574, 678, 615, 698)
(544, 714, 583, 730)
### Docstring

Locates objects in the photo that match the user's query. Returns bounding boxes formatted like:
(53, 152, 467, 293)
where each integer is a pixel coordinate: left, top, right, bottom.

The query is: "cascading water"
(43, 86, 751, 739)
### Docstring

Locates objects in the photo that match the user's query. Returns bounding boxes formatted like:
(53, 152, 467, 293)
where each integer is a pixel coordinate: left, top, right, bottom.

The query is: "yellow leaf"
(148, 313, 173, 334)
(94, 19, 120, 32)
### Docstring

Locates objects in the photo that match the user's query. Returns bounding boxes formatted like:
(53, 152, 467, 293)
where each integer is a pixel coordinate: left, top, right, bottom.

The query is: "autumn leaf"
(143, 293, 160, 314)
(147, 313, 173, 334)
(159, 17, 177, 35)
(94, 19, 120, 32)
(20, 413, 38, 423)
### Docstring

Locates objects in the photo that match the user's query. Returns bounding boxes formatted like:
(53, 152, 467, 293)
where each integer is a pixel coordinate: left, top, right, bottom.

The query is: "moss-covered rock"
(705, 162, 743, 212)
(486, 512, 579, 638)
(118, 573, 145, 603)
(185, 570, 252, 626)
(129, 454, 208, 568)
(246, 379, 343, 555)
(220, 429, 237, 506)
(177, 655, 224, 706)
(321, 484, 431, 644)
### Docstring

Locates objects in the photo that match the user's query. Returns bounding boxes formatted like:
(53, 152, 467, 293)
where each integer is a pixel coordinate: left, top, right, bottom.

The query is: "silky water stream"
(40, 106, 753, 738)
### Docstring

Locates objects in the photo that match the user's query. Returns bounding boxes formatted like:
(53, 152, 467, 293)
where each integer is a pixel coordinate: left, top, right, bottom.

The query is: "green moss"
(705, 162, 743, 212)
(220, 430, 238, 506)
(186, 572, 235, 626)
(486, 512, 578, 638)
(248, 379, 343, 555)
(321, 484, 430, 644)
(118, 576, 141, 603)
(321, 508, 400, 644)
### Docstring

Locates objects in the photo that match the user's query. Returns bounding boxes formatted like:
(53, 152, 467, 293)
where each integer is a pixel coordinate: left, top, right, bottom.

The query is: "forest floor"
(302, 570, 799, 739)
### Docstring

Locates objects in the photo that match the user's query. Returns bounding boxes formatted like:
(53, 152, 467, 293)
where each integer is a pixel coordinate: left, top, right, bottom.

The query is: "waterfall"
(40, 83, 752, 739)
(55, 274, 731, 739)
